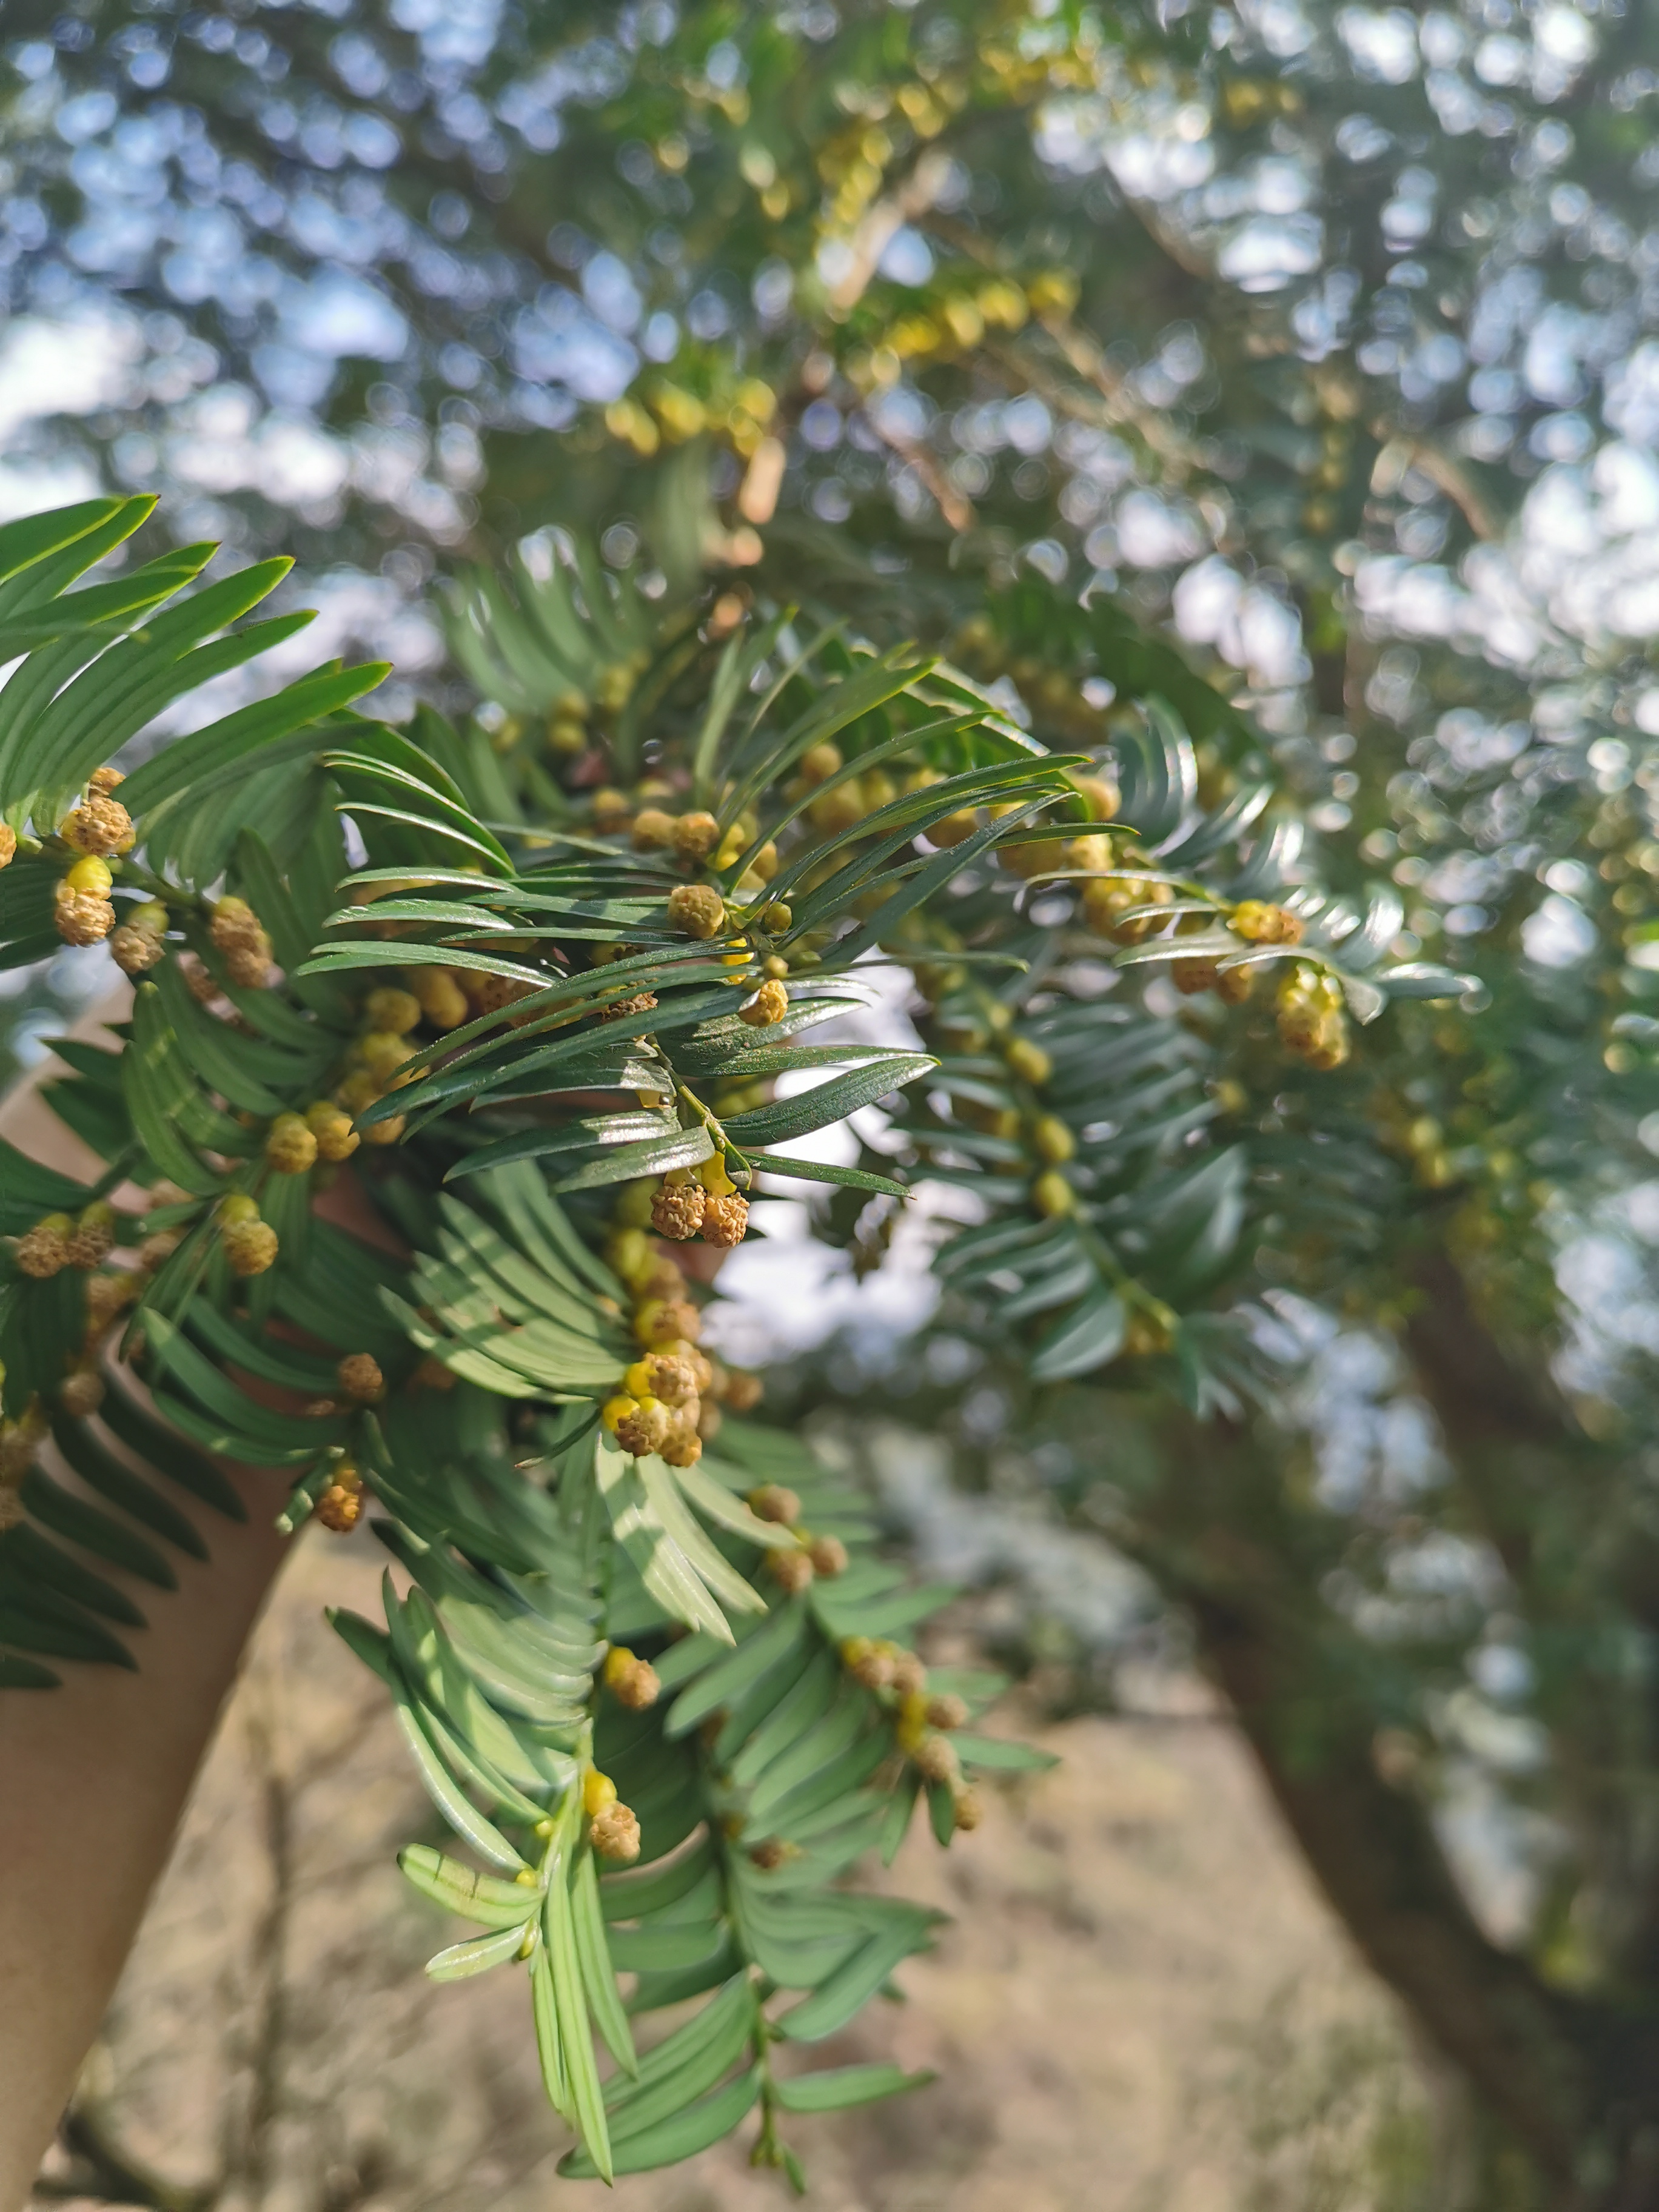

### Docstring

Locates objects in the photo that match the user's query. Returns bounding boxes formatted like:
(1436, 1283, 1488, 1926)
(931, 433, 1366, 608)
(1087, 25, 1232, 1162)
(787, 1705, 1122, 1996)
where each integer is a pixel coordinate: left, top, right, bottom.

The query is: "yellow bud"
(606, 1228, 656, 1288)
(1032, 1170, 1074, 1219)
(1231, 899, 1303, 947)
(583, 1769, 618, 1816)
(668, 883, 726, 940)
(365, 987, 421, 1035)
(265, 1113, 318, 1175)
(357, 1030, 414, 1084)
(897, 1689, 931, 1750)
(1066, 771, 1120, 822)
(1031, 1114, 1075, 1164)
(221, 1217, 278, 1277)
(64, 855, 112, 898)
(306, 1101, 360, 1162)
(1005, 1038, 1053, 1085)
(16, 1217, 72, 1279)
(334, 1068, 378, 1114)
(614, 1179, 659, 1229)
(671, 810, 721, 862)
(808, 783, 866, 836)
(408, 966, 469, 1030)
(740, 978, 789, 1028)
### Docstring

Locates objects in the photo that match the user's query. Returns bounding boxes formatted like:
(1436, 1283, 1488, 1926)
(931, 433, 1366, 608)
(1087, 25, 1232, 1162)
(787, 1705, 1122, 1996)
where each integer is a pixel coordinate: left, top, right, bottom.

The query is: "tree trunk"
(1182, 1557, 1595, 2185)
(1119, 1363, 1659, 2208)
(1118, 1404, 1648, 2202)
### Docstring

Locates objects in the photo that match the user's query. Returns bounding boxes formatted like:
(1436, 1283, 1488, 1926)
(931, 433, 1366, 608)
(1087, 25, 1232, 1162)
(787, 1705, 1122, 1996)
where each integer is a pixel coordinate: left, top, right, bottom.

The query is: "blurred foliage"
(10, 0, 1659, 2198)
(2, 0, 1655, 602)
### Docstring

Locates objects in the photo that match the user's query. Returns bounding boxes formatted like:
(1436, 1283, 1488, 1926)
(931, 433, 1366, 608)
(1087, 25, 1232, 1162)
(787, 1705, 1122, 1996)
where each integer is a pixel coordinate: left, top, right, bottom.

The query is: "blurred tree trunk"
(1122, 1378, 1659, 2207)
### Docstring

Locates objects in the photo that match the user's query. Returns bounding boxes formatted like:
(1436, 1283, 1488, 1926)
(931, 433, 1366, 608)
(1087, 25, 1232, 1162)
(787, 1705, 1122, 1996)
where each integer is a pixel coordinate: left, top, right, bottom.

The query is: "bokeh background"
(13, 0, 1659, 2200)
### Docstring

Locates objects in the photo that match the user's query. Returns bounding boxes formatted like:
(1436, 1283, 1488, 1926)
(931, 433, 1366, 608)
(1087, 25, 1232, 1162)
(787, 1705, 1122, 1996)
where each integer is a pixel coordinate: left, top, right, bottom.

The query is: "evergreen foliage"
(0, 487, 1469, 2180)
(0, 491, 1076, 2183)
(8, 0, 1659, 2193)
